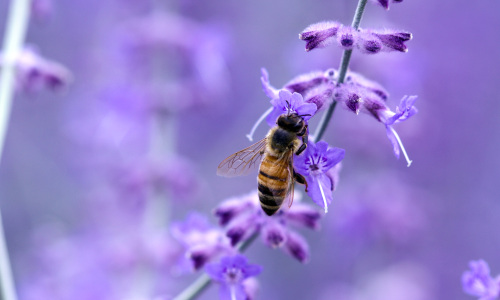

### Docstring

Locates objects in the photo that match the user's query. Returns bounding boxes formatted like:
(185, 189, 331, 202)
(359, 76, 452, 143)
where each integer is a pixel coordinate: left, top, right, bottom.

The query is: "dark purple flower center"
(224, 267, 242, 283)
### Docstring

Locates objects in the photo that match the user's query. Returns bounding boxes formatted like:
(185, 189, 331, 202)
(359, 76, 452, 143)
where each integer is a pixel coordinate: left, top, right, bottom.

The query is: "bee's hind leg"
(293, 171, 309, 192)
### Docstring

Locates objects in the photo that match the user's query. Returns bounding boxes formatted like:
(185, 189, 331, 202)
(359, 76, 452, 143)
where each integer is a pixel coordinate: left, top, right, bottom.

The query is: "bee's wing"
(217, 138, 267, 177)
(285, 150, 295, 208)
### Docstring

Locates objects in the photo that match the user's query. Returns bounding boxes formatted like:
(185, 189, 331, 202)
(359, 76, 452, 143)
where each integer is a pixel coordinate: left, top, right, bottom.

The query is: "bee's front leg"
(295, 126, 309, 156)
(293, 170, 309, 192)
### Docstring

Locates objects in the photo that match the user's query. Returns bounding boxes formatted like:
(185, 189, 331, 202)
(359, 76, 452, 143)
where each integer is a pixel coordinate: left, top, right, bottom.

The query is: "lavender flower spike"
(205, 254, 262, 300)
(462, 260, 500, 300)
(299, 21, 341, 51)
(294, 140, 345, 213)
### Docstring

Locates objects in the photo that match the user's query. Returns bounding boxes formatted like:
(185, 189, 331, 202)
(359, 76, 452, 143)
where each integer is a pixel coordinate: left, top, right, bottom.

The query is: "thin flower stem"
(312, 0, 368, 142)
(0, 1, 32, 300)
(172, 232, 259, 300)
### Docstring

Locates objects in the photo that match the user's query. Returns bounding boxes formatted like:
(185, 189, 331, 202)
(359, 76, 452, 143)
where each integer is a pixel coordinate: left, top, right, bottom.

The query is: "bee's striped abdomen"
(257, 154, 290, 216)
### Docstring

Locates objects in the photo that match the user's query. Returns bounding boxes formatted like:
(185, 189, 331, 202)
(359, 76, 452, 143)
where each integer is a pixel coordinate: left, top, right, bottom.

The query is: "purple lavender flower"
(0, 46, 72, 93)
(171, 213, 233, 271)
(205, 254, 262, 300)
(214, 192, 322, 263)
(294, 140, 345, 213)
(462, 260, 500, 300)
(299, 21, 341, 52)
(369, 0, 404, 10)
(335, 71, 417, 166)
(336, 25, 358, 49)
(366, 29, 412, 53)
(299, 22, 412, 54)
(265, 89, 318, 126)
(249, 68, 333, 141)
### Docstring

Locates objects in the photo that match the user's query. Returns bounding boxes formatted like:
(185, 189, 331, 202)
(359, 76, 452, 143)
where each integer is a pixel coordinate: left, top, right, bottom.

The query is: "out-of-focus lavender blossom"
(294, 140, 345, 213)
(332, 173, 426, 245)
(19, 224, 176, 300)
(205, 254, 262, 300)
(171, 213, 233, 271)
(0, 46, 71, 93)
(214, 192, 322, 263)
(31, 0, 53, 21)
(265, 89, 317, 126)
(462, 260, 500, 300)
(112, 156, 201, 206)
(118, 12, 230, 110)
(299, 22, 411, 54)
(369, 0, 404, 10)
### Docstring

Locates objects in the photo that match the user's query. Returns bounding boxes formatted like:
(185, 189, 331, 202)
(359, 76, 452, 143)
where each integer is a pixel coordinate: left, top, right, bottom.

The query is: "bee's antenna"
(285, 100, 293, 115)
(299, 114, 312, 118)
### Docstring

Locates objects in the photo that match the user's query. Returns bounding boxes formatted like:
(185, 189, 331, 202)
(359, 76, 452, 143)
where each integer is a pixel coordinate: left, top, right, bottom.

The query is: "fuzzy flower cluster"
(214, 192, 323, 263)
(299, 21, 412, 53)
(462, 260, 500, 300)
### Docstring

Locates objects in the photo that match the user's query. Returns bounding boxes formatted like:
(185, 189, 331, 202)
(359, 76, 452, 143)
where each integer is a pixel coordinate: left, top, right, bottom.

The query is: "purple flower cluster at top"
(214, 192, 322, 263)
(299, 21, 412, 53)
(462, 260, 500, 300)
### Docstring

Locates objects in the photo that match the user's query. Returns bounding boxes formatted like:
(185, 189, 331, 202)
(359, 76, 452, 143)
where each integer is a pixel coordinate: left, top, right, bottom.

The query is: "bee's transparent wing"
(285, 150, 295, 208)
(217, 138, 267, 177)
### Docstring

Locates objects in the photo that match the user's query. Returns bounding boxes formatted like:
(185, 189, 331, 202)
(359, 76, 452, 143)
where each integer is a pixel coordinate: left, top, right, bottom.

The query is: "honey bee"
(217, 112, 309, 216)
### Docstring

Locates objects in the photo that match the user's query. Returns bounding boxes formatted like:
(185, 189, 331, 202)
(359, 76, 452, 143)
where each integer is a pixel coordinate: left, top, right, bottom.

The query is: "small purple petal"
(284, 70, 329, 94)
(303, 83, 334, 112)
(283, 231, 310, 263)
(462, 260, 500, 299)
(261, 68, 279, 99)
(372, 30, 412, 52)
(336, 25, 358, 49)
(284, 204, 322, 230)
(261, 221, 288, 248)
(299, 21, 341, 51)
(357, 32, 383, 54)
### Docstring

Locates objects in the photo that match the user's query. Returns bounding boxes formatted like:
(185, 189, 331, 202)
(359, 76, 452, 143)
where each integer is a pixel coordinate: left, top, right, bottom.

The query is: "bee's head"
(277, 112, 308, 133)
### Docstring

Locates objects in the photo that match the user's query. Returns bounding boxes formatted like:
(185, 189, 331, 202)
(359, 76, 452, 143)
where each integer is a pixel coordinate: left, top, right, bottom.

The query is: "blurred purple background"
(1, 0, 500, 299)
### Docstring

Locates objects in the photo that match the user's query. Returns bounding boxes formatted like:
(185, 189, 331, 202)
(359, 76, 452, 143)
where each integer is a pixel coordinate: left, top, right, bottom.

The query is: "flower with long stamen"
(294, 141, 345, 213)
(205, 254, 262, 300)
(462, 260, 500, 300)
